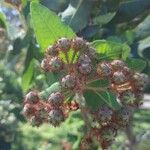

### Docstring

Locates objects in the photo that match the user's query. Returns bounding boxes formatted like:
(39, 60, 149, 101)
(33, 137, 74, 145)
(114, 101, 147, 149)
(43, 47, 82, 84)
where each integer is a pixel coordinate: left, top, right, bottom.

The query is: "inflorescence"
(22, 37, 147, 150)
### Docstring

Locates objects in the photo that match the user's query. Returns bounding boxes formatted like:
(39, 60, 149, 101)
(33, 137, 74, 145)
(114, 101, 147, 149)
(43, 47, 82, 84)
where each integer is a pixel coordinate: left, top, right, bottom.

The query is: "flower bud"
(48, 109, 65, 127)
(61, 75, 76, 89)
(48, 92, 64, 107)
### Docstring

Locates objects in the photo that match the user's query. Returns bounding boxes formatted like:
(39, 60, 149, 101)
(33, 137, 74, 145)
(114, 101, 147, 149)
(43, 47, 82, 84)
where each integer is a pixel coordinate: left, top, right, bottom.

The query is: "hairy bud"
(48, 92, 64, 107)
(48, 109, 65, 127)
(25, 91, 39, 104)
(97, 62, 112, 77)
(57, 38, 71, 52)
(112, 71, 127, 85)
(61, 75, 76, 89)
(111, 60, 126, 71)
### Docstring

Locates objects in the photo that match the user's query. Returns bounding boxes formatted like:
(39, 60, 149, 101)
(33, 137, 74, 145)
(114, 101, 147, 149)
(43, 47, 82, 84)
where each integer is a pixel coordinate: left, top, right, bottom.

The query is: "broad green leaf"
(84, 90, 120, 110)
(96, 91, 121, 110)
(39, 82, 61, 100)
(84, 90, 105, 110)
(30, 2, 76, 52)
(126, 58, 146, 72)
(91, 40, 130, 60)
(93, 12, 116, 26)
(22, 59, 35, 93)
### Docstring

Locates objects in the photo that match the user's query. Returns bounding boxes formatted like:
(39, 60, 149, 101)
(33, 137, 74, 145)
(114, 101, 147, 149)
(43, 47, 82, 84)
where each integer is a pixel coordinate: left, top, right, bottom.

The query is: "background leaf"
(93, 12, 116, 26)
(91, 40, 131, 60)
(22, 59, 35, 93)
(30, 2, 76, 52)
(126, 58, 147, 72)
(60, 0, 92, 32)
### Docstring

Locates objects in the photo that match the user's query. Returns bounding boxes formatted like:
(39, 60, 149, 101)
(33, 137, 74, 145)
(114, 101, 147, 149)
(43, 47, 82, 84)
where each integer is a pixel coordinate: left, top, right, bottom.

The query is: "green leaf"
(93, 12, 116, 26)
(30, 2, 76, 52)
(0, 12, 7, 29)
(22, 59, 35, 93)
(84, 90, 120, 110)
(87, 79, 109, 88)
(39, 82, 61, 100)
(96, 91, 121, 110)
(126, 58, 146, 72)
(91, 40, 130, 60)
(84, 90, 105, 110)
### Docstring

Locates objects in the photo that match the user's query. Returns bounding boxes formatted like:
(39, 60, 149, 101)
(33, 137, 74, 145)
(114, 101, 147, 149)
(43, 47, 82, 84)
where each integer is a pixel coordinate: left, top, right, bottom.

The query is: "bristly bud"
(57, 37, 71, 52)
(112, 71, 127, 85)
(41, 58, 50, 72)
(111, 60, 126, 71)
(86, 45, 97, 58)
(49, 57, 63, 72)
(119, 90, 136, 106)
(78, 54, 91, 64)
(48, 109, 65, 127)
(97, 62, 112, 77)
(78, 63, 92, 75)
(80, 136, 93, 150)
(132, 73, 148, 88)
(48, 92, 64, 107)
(99, 126, 117, 142)
(46, 45, 59, 56)
(72, 37, 87, 51)
(95, 105, 113, 124)
(22, 104, 35, 117)
(24, 91, 39, 104)
(61, 75, 76, 89)
(30, 115, 43, 127)
(114, 107, 130, 128)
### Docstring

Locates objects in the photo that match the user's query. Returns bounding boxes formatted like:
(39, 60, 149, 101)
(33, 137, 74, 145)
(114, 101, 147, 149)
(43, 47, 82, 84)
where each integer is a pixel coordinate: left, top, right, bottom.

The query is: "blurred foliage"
(0, 0, 150, 149)
(14, 109, 150, 150)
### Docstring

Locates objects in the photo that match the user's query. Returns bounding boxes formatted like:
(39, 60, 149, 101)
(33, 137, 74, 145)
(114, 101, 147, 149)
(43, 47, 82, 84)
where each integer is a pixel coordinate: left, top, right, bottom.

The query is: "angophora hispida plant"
(22, 3, 148, 150)
(22, 37, 147, 150)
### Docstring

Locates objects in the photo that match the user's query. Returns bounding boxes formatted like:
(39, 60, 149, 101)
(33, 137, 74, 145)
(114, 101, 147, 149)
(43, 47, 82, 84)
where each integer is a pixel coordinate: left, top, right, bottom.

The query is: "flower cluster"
(23, 37, 147, 149)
